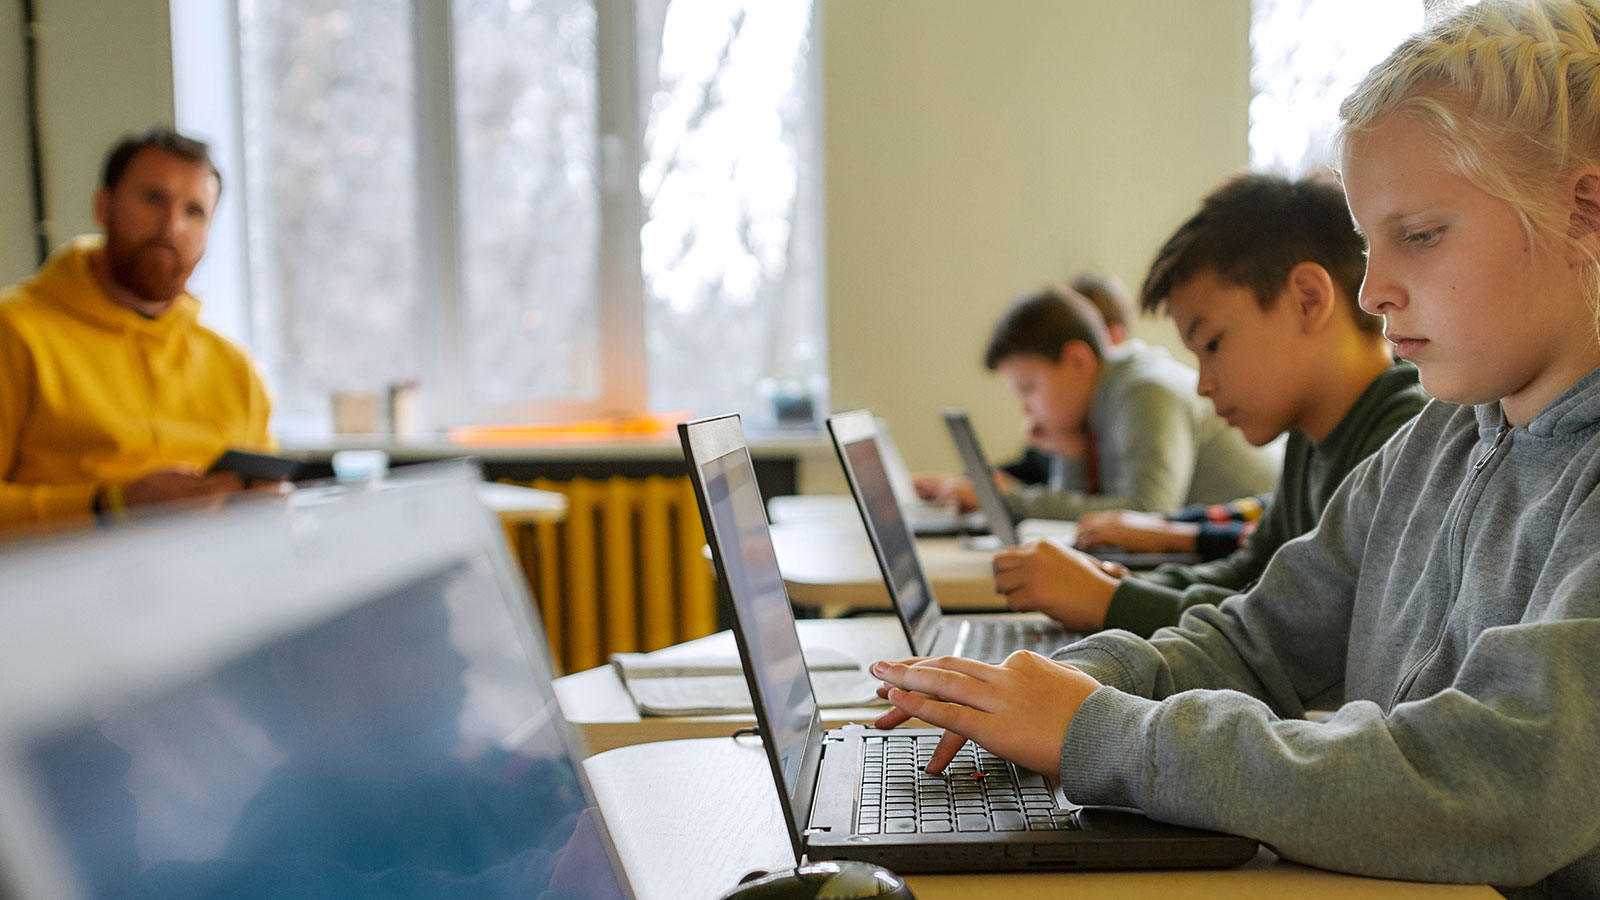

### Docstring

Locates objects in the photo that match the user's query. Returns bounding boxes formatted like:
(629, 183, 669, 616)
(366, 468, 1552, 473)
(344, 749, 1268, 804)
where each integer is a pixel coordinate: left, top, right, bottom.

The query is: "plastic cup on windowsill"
(331, 450, 390, 489)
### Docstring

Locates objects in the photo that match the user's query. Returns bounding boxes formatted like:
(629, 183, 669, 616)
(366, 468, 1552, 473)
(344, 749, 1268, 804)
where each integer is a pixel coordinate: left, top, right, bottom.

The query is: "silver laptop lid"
(678, 414, 823, 864)
(0, 470, 633, 899)
(942, 409, 1020, 546)
(826, 411, 942, 655)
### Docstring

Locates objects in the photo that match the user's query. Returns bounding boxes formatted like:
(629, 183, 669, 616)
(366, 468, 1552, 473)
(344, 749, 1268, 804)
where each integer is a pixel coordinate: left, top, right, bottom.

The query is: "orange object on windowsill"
(445, 412, 691, 446)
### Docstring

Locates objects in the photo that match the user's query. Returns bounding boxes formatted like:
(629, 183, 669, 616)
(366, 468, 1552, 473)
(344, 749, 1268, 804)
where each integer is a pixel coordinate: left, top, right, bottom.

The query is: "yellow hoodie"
(0, 235, 273, 527)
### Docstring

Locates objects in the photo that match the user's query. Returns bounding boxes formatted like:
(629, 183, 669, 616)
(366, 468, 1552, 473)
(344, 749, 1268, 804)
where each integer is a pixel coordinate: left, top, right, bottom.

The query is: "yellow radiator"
(501, 476, 717, 674)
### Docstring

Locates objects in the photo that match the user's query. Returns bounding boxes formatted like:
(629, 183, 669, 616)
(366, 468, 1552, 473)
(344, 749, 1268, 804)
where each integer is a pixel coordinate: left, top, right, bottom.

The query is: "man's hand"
(1076, 510, 1199, 554)
(992, 540, 1120, 631)
(112, 468, 245, 509)
(869, 652, 1101, 775)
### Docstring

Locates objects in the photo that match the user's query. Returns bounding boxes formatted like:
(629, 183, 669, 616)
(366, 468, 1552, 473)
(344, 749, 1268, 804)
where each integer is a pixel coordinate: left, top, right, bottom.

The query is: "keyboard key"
(858, 823, 880, 835)
(993, 811, 1027, 831)
(1028, 817, 1056, 830)
(956, 815, 991, 832)
(920, 820, 952, 833)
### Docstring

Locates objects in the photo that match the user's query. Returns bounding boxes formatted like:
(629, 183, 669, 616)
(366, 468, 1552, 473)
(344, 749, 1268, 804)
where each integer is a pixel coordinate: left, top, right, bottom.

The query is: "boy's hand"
(869, 652, 1101, 776)
(912, 474, 980, 513)
(1076, 510, 1199, 554)
(992, 540, 1120, 631)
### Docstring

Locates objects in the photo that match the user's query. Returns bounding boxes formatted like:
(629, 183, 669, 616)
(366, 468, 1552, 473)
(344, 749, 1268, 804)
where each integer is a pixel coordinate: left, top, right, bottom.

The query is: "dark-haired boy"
(0, 127, 272, 529)
(994, 173, 1428, 634)
(917, 284, 1279, 522)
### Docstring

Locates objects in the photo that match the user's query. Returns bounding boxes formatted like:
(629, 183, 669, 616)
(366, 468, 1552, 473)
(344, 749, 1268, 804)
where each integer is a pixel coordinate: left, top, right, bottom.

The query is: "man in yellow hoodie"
(0, 127, 273, 529)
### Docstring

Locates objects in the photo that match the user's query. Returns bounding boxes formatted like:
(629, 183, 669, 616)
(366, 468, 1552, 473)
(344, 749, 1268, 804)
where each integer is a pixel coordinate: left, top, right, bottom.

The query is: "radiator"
(501, 476, 718, 675)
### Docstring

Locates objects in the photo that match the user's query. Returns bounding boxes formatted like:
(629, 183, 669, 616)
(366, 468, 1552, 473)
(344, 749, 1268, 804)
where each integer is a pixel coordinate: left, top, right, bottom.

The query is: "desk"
(769, 521, 1001, 615)
(584, 738, 1497, 900)
(554, 617, 919, 755)
(477, 481, 567, 523)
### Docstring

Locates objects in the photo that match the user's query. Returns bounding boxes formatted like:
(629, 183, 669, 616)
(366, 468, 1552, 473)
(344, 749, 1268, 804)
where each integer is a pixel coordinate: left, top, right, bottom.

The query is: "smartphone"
(207, 449, 307, 483)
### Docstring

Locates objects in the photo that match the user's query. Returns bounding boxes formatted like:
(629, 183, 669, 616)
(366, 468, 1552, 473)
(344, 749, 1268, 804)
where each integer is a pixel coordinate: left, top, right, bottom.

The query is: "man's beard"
(104, 234, 192, 304)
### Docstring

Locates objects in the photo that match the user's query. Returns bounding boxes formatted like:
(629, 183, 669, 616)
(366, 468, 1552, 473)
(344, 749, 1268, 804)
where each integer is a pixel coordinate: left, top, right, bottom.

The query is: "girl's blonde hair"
(1338, 0, 1600, 313)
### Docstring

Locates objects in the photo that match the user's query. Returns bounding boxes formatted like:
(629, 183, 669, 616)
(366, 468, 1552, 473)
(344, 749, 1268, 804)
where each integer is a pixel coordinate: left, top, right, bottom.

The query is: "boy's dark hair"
(1140, 173, 1378, 334)
(100, 126, 222, 196)
(1069, 273, 1135, 331)
(983, 286, 1112, 370)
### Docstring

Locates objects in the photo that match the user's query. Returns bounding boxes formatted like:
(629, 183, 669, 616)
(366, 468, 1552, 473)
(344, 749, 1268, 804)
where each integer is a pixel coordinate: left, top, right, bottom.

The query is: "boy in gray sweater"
(872, 2, 1600, 895)
(917, 287, 1280, 522)
(994, 175, 1430, 635)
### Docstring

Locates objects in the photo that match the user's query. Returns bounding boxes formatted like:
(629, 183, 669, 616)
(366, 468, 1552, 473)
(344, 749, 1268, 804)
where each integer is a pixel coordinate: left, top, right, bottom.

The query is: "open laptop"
(873, 418, 985, 537)
(828, 410, 1077, 662)
(679, 413, 1258, 873)
(942, 409, 1203, 568)
(0, 467, 634, 900)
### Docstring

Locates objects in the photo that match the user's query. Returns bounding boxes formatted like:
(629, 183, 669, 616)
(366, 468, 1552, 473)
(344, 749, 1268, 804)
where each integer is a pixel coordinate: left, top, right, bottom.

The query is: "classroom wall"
(0, 1, 1252, 491)
(0, 0, 175, 280)
(821, 0, 1253, 489)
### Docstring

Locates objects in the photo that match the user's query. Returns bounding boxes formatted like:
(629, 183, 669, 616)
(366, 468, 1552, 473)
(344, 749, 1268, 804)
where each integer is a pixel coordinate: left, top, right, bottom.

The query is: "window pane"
(1248, 0, 1423, 176)
(452, 0, 602, 407)
(238, 0, 420, 431)
(637, 0, 824, 428)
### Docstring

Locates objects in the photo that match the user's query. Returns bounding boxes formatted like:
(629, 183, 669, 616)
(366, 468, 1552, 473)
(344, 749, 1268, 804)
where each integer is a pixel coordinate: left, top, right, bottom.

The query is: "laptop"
(873, 418, 986, 537)
(0, 467, 634, 900)
(827, 410, 1078, 662)
(679, 413, 1258, 873)
(942, 409, 1204, 569)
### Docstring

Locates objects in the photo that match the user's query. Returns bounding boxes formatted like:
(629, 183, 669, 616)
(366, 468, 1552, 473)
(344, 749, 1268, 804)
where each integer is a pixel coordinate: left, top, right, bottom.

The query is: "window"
(1248, 0, 1425, 177)
(173, 0, 823, 436)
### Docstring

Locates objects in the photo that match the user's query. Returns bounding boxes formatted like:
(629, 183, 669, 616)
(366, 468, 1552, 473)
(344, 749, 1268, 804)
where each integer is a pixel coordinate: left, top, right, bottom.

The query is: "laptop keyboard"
(968, 620, 1072, 664)
(856, 735, 1075, 835)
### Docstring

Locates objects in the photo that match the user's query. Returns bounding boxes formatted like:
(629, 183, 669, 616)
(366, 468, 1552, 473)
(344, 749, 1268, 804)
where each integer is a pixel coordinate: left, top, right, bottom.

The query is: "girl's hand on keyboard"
(868, 651, 1101, 776)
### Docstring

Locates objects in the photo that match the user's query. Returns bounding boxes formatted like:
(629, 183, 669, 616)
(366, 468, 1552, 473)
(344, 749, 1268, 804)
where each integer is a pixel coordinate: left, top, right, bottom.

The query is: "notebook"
(679, 413, 1258, 873)
(941, 409, 1204, 569)
(0, 465, 635, 900)
(827, 409, 1078, 662)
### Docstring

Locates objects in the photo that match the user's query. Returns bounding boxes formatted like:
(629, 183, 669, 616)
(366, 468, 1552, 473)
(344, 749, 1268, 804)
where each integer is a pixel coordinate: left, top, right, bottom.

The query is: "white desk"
(479, 481, 567, 523)
(769, 521, 1001, 615)
(584, 738, 1497, 900)
(554, 617, 920, 756)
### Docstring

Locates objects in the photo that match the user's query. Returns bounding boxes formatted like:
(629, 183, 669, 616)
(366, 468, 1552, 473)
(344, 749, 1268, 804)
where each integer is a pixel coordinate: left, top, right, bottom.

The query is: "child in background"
(994, 174, 1429, 635)
(915, 286, 1279, 522)
(996, 272, 1136, 490)
(874, 2, 1600, 894)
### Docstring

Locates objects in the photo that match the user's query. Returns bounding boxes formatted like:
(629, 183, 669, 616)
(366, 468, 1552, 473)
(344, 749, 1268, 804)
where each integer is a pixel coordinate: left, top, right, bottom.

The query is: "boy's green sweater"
(1103, 363, 1427, 637)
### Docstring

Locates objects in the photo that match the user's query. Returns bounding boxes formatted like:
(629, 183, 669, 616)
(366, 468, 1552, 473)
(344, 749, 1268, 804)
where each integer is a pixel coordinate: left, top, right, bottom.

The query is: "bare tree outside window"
(636, 0, 824, 426)
(453, 0, 602, 407)
(238, 0, 421, 431)
(206, 0, 823, 434)
(1248, 0, 1423, 177)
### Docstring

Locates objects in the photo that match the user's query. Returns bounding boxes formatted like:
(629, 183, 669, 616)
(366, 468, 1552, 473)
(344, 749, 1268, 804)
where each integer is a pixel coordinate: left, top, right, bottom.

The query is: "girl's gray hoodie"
(1052, 368, 1600, 898)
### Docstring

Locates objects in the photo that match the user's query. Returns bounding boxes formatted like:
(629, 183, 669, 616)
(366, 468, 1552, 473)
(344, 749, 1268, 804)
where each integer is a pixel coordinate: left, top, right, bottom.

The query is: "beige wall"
(0, 0, 35, 283)
(1, 1, 1251, 489)
(0, 0, 174, 285)
(821, 0, 1252, 489)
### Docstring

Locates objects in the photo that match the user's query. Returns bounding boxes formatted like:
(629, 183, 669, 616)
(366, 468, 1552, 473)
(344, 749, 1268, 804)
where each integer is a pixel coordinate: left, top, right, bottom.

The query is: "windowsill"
(275, 428, 828, 461)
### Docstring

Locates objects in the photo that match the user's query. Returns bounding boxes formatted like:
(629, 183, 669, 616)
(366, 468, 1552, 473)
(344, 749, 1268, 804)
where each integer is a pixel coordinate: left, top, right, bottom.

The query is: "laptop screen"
(0, 476, 631, 900)
(698, 446, 817, 795)
(679, 414, 824, 861)
(831, 416, 937, 636)
(943, 410, 1019, 546)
